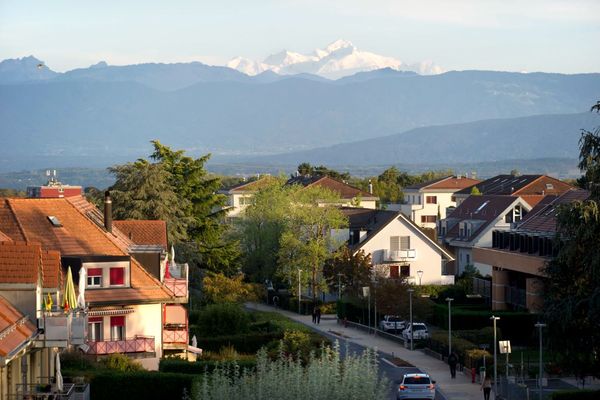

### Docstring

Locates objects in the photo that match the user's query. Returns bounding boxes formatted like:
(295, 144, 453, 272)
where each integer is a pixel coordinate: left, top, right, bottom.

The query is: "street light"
(408, 288, 414, 350)
(535, 322, 547, 400)
(297, 269, 302, 314)
(417, 270, 423, 286)
(491, 315, 501, 397)
(446, 297, 454, 356)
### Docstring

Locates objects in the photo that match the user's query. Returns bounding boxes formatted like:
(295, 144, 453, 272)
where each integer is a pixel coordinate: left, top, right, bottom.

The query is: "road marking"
(381, 357, 398, 368)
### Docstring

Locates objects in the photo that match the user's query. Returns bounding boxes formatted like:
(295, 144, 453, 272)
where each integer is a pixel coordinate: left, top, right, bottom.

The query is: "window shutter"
(400, 236, 410, 250)
(390, 236, 400, 251)
(110, 316, 125, 327)
(88, 268, 102, 276)
(110, 268, 125, 285)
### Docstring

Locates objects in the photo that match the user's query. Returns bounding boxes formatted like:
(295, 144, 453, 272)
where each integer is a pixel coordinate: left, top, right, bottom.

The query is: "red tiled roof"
(0, 230, 13, 242)
(0, 296, 37, 358)
(287, 176, 377, 200)
(405, 176, 481, 191)
(113, 220, 168, 250)
(222, 176, 280, 193)
(0, 242, 61, 289)
(0, 197, 174, 304)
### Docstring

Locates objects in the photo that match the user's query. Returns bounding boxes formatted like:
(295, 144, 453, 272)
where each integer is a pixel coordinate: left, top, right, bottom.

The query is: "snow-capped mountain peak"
(226, 40, 443, 79)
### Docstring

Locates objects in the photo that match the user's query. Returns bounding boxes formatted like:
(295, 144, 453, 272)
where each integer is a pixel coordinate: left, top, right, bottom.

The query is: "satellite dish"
(37, 63, 44, 69)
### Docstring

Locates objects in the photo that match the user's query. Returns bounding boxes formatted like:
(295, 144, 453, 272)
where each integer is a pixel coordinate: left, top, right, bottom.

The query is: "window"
(466, 254, 471, 264)
(239, 196, 253, 206)
(47, 216, 62, 227)
(426, 196, 437, 204)
(421, 215, 437, 223)
(88, 317, 103, 341)
(459, 227, 465, 237)
(87, 268, 102, 287)
(400, 236, 410, 250)
(389, 265, 399, 279)
(400, 265, 410, 277)
(109, 268, 125, 286)
(546, 183, 554, 190)
(390, 236, 400, 251)
(110, 316, 125, 341)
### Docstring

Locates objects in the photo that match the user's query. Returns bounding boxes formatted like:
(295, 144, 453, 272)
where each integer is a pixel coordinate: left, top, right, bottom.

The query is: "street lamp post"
(491, 316, 501, 397)
(535, 322, 546, 400)
(297, 269, 302, 314)
(408, 288, 414, 350)
(337, 273, 342, 301)
(446, 297, 454, 356)
(417, 270, 423, 286)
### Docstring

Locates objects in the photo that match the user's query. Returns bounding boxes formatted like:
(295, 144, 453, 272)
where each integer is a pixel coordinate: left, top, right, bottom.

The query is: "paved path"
(247, 302, 492, 400)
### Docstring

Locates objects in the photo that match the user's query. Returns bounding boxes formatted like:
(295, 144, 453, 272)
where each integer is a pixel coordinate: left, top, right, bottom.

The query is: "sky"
(1, 0, 599, 73)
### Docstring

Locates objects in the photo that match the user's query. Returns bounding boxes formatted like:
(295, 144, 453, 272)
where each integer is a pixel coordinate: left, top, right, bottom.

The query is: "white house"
(400, 175, 481, 229)
(438, 195, 532, 276)
(341, 208, 455, 285)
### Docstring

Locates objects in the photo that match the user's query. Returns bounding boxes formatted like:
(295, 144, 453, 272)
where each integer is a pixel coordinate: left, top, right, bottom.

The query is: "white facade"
(352, 214, 454, 285)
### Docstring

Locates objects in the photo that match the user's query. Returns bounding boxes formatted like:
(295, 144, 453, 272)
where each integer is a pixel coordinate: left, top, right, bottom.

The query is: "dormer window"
(110, 267, 125, 286)
(87, 268, 102, 287)
(546, 183, 554, 190)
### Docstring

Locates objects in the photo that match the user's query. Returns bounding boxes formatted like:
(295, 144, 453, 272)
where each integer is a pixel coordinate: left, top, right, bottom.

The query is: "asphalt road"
(314, 326, 448, 400)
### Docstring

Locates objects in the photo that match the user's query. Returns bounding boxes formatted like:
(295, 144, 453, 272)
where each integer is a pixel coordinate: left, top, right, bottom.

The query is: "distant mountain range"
(0, 54, 599, 175)
(227, 39, 443, 79)
(236, 112, 600, 166)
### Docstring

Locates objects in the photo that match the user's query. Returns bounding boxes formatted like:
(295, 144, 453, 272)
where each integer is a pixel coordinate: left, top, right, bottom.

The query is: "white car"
(402, 323, 430, 340)
(378, 315, 406, 333)
(397, 373, 436, 400)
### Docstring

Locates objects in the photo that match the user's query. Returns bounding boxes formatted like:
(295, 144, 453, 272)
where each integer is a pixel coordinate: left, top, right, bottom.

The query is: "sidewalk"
(247, 302, 490, 400)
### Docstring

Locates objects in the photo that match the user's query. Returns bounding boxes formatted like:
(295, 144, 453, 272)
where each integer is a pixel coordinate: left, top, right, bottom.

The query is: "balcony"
(87, 335, 155, 356)
(163, 263, 188, 299)
(385, 249, 417, 261)
(39, 311, 86, 347)
(163, 328, 188, 347)
(163, 304, 187, 349)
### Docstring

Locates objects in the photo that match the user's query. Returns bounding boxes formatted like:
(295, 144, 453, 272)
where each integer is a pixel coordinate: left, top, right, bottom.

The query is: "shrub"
(193, 303, 250, 336)
(90, 371, 197, 400)
(99, 353, 143, 372)
(282, 330, 311, 355)
(427, 331, 481, 365)
(551, 390, 600, 399)
(59, 350, 99, 371)
(196, 346, 388, 400)
(464, 349, 493, 370)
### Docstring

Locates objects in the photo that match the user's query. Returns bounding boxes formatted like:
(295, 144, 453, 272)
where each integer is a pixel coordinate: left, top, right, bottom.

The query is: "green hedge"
(431, 304, 538, 344)
(159, 358, 257, 374)
(190, 331, 284, 353)
(90, 371, 197, 400)
(551, 389, 600, 399)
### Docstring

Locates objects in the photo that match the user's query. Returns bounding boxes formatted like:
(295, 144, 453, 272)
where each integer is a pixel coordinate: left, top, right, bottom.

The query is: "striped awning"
(88, 308, 134, 317)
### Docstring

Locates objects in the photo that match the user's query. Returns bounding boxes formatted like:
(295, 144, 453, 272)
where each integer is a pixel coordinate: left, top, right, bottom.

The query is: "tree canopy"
(108, 141, 240, 275)
(543, 104, 600, 379)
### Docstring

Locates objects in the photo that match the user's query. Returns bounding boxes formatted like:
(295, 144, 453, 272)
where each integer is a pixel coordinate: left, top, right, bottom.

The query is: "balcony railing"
(163, 327, 188, 344)
(164, 278, 188, 298)
(41, 311, 87, 346)
(87, 335, 155, 355)
(385, 249, 417, 261)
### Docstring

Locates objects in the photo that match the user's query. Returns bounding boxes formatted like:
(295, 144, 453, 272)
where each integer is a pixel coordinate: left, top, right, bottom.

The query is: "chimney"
(368, 179, 373, 194)
(104, 191, 112, 233)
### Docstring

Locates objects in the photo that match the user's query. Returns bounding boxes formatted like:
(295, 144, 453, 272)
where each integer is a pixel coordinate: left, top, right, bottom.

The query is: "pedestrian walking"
(448, 352, 458, 379)
(316, 306, 321, 324)
(312, 306, 317, 324)
(481, 374, 492, 400)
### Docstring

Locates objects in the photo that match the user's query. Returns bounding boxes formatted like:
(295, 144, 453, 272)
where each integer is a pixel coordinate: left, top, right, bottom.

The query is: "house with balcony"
(0, 240, 88, 400)
(438, 195, 533, 277)
(0, 194, 187, 370)
(340, 208, 455, 285)
(452, 174, 574, 208)
(219, 175, 280, 217)
(400, 175, 481, 229)
(473, 189, 589, 312)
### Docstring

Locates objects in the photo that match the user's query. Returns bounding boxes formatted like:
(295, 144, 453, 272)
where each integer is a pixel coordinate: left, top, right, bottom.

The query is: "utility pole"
(408, 288, 414, 350)
(491, 316, 501, 398)
(535, 322, 546, 400)
(297, 269, 302, 314)
(446, 297, 454, 356)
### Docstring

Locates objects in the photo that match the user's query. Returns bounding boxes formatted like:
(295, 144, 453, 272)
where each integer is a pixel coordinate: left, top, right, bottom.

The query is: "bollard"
(471, 368, 476, 383)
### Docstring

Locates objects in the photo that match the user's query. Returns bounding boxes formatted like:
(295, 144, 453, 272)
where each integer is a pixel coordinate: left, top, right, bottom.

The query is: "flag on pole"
(44, 293, 53, 311)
